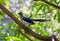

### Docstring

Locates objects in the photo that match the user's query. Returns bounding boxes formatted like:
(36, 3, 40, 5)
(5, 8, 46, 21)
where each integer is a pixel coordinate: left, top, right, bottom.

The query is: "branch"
(0, 3, 58, 41)
(34, 0, 60, 9)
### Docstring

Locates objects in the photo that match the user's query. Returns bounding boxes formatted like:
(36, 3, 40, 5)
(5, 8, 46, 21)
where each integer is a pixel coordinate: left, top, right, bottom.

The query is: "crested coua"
(18, 12, 34, 24)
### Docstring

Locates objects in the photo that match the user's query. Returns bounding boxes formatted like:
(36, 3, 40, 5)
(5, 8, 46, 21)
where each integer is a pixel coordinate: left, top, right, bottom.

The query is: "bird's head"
(18, 12, 23, 16)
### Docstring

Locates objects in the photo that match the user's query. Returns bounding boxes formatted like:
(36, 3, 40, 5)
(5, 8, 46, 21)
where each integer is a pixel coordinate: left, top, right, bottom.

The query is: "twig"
(34, 0, 60, 9)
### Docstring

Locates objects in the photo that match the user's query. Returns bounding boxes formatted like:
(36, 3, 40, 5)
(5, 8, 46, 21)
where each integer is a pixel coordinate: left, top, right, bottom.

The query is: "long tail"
(31, 19, 51, 22)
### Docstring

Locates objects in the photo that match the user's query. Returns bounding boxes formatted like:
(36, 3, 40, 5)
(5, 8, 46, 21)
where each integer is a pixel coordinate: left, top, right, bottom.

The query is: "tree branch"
(0, 3, 58, 41)
(34, 0, 60, 9)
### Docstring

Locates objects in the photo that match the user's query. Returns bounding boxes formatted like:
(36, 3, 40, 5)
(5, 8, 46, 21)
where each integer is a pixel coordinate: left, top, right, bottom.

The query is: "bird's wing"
(23, 17, 34, 24)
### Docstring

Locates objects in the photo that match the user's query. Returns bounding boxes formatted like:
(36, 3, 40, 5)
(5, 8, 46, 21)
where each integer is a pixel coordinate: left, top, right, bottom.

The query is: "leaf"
(58, 10, 60, 23)
(0, 26, 3, 28)
(0, 0, 4, 4)
(54, 14, 56, 20)
(35, 5, 43, 14)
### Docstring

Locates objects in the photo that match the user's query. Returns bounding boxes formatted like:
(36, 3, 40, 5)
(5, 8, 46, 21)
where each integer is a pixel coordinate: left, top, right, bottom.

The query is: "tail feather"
(31, 19, 51, 22)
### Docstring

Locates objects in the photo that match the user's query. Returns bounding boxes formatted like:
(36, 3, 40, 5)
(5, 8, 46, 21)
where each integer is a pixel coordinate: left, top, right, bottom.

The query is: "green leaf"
(0, 26, 3, 28)
(35, 5, 43, 14)
(58, 10, 60, 23)
(0, 0, 4, 4)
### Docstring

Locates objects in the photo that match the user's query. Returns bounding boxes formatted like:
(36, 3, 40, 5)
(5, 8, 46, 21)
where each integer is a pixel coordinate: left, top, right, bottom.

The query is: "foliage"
(0, 0, 60, 41)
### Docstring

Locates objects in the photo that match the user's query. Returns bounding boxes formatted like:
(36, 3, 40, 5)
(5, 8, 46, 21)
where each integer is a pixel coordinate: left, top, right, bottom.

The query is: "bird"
(18, 12, 34, 24)
(18, 12, 51, 24)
